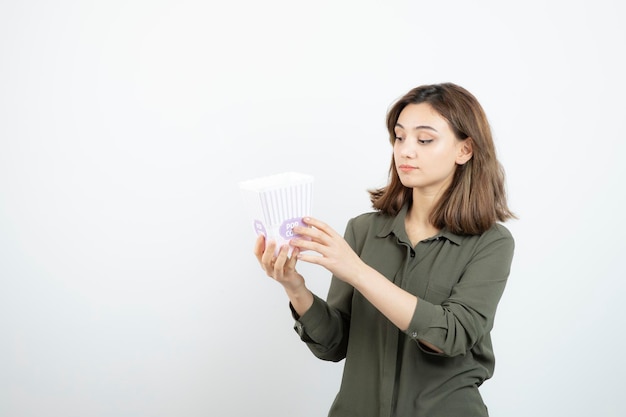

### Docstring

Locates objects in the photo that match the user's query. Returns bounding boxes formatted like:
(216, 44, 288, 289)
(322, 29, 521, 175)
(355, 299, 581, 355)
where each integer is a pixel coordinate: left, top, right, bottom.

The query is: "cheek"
(392, 144, 401, 159)
(429, 146, 459, 169)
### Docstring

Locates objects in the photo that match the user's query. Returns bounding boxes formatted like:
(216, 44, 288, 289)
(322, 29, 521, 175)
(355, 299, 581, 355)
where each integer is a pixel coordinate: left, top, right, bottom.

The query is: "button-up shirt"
(291, 204, 515, 417)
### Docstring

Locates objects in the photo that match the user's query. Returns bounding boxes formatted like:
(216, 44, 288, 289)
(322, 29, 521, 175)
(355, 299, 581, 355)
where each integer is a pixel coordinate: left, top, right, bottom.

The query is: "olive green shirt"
(291, 205, 514, 417)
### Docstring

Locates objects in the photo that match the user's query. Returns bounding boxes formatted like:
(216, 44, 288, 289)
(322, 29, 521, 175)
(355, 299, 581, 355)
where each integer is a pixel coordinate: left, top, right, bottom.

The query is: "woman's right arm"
(253, 234, 350, 361)
(253, 234, 314, 316)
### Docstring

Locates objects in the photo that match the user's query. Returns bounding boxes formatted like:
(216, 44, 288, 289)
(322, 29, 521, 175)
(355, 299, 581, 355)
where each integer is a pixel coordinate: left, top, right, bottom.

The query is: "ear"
(456, 138, 473, 165)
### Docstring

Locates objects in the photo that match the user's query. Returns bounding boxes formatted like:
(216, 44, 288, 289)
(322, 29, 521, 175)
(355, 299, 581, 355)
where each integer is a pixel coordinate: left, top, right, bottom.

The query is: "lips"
(398, 164, 418, 172)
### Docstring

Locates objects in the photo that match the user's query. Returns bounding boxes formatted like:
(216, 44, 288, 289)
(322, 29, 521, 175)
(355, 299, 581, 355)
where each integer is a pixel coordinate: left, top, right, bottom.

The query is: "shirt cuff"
(405, 297, 443, 353)
(290, 293, 327, 341)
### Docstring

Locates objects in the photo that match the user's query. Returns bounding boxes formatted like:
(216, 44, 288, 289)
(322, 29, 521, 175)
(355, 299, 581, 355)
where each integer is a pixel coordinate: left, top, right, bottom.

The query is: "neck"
(407, 188, 440, 226)
(404, 189, 443, 246)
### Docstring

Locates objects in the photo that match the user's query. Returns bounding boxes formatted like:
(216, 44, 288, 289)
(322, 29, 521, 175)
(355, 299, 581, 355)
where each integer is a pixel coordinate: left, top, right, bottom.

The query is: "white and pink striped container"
(239, 172, 314, 255)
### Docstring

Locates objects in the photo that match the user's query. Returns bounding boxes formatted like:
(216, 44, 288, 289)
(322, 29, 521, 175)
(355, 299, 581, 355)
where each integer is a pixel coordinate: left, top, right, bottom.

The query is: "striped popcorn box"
(239, 172, 314, 256)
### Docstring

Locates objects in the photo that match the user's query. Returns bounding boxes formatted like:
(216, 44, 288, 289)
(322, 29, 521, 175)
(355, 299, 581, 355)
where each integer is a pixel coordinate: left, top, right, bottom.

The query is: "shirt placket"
(378, 239, 415, 417)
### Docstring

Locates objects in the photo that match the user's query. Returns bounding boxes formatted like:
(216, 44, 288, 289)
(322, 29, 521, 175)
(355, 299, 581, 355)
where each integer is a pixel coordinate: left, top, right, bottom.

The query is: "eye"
(418, 139, 434, 144)
(394, 136, 404, 142)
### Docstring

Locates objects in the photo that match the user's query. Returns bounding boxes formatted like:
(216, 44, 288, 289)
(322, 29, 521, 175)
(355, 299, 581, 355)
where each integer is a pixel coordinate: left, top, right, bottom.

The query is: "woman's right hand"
(253, 234, 305, 293)
(253, 234, 315, 317)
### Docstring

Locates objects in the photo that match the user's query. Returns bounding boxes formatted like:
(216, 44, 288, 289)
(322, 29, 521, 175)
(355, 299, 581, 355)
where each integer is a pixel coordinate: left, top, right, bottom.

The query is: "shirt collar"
(376, 203, 463, 246)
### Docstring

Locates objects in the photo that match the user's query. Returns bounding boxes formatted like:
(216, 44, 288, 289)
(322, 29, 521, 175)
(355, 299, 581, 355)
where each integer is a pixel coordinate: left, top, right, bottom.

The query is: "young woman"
(254, 83, 515, 417)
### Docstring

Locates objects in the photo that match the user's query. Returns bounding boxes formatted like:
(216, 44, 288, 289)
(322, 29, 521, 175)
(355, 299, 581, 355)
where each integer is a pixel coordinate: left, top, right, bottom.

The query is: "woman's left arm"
(292, 217, 514, 356)
(292, 217, 426, 343)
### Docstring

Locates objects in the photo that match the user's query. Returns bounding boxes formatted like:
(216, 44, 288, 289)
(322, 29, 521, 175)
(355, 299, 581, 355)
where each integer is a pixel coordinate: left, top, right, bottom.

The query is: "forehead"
(395, 103, 449, 131)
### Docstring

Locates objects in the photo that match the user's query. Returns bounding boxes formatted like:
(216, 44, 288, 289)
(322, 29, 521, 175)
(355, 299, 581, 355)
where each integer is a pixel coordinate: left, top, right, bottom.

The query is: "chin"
(399, 178, 418, 188)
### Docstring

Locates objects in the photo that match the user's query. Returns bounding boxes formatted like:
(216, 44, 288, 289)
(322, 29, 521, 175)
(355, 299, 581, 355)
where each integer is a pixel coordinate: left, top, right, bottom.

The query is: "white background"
(1, 1, 624, 416)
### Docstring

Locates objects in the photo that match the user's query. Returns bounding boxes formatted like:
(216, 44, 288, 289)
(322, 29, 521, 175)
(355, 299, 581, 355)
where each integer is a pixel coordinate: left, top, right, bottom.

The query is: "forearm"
(352, 264, 417, 332)
(351, 266, 444, 353)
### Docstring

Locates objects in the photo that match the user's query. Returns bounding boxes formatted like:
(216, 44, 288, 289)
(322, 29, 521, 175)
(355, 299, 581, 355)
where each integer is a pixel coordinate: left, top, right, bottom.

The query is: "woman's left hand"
(290, 217, 369, 286)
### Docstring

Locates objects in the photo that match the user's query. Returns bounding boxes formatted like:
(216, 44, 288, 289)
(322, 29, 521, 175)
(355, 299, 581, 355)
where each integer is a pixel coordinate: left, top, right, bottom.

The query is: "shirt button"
(410, 331, 418, 338)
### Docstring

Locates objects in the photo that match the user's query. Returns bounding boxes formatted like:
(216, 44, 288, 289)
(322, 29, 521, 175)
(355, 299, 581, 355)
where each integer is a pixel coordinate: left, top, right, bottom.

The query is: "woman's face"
(393, 103, 472, 194)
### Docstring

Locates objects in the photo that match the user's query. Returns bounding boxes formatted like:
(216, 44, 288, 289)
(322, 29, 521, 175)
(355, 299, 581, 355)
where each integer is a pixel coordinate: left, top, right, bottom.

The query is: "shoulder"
(471, 222, 515, 256)
(346, 210, 390, 232)
(485, 223, 515, 248)
(341, 211, 393, 251)
(448, 222, 514, 256)
(456, 222, 513, 243)
(486, 222, 514, 241)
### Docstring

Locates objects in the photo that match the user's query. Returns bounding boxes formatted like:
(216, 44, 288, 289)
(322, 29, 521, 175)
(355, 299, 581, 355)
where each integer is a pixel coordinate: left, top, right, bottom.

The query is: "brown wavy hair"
(369, 83, 515, 235)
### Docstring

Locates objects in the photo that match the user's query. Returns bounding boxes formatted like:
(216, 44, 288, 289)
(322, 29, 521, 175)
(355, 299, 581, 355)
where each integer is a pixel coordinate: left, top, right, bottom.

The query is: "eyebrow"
(395, 122, 438, 132)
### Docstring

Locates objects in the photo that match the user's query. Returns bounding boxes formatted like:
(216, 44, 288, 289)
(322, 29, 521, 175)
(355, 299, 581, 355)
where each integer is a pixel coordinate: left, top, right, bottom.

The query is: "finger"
(261, 240, 278, 270)
(285, 246, 299, 271)
(301, 217, 339, 238)
(293, 224, 322, 240)
(292, 225, 333, 249)
(290, 236, 327, 256)
(262, 239, 276, 262)
(253, 234, 266, 260)
(296, 251, 326, 267)
(270, 244, 289, 278)
(295, 219, 340, 245)
(274, 244, 289, 269)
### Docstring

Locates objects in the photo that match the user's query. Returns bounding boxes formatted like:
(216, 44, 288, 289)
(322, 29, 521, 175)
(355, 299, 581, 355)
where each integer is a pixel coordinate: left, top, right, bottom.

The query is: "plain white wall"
(1, 1, 624, 416)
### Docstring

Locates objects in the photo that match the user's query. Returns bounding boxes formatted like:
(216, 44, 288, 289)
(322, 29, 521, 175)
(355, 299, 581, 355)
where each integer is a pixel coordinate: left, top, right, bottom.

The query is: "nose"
(397, 139, 416, 158)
